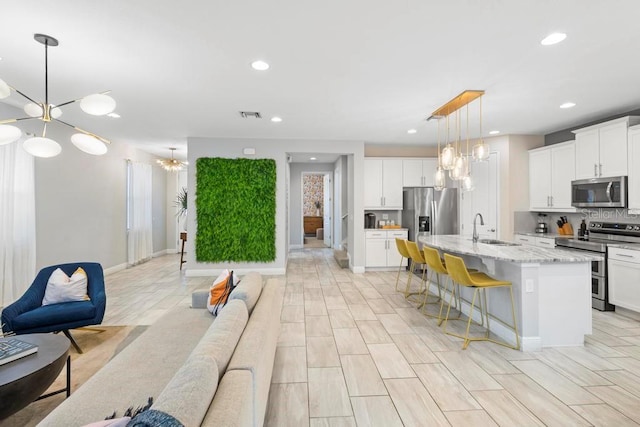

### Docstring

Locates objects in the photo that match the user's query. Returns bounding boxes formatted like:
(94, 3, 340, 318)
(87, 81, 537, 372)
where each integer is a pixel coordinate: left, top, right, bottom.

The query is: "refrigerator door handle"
(431, 200, 437, 235)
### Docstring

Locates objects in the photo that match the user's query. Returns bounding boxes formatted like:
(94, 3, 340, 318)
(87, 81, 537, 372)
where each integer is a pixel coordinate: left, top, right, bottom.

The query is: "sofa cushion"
(11, 300, 96, 330)
(42, 267, 90, 306)
(201, 370, 253, 427)
(204, 299, 248, 379)
(152, 347, 219, 427)
(228, 272, 263, 314)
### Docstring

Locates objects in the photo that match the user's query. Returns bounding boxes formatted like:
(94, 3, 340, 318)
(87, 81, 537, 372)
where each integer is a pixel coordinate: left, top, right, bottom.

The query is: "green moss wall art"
(195, 157, 276, 262)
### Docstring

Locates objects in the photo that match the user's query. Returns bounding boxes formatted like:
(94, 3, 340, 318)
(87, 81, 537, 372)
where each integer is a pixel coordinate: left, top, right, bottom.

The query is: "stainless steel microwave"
(571, 176, 627, 208)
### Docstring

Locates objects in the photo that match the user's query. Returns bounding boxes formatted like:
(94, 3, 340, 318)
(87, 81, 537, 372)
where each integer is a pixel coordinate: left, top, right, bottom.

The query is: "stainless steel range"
(556, 222, 640, 311)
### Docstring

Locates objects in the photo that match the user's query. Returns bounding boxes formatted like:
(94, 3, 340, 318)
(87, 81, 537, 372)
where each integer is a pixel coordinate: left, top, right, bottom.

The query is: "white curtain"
(0, 142, 36, 308)
(127, 161, 153, 266)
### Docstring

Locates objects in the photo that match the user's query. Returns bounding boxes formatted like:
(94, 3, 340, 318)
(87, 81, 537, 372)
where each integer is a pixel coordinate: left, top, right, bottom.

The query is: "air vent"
(239, 111, 262, 119)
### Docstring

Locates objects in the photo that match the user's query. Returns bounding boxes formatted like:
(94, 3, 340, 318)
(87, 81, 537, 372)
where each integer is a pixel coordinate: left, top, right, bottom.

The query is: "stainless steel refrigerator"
(401, 187, 459, 245)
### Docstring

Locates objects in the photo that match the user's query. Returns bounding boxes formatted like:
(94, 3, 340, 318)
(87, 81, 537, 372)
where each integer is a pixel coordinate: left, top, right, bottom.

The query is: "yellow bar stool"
(442, 253, 520, 351)
(421, 246, 451, 321)
(394, 238, 412, 293)
(405, 241, 428, 301)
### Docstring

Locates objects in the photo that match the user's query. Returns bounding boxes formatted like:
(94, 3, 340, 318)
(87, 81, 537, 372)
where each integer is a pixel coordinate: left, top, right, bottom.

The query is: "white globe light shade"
(0, 125, 22, 145)
(80, 93, 116, 116)
(50, 105, 63, 119)
(0, 78, 10, 99)
(24, 102, 43, 117)
(71, 133, 108, 155)
(441, 144, 455, 170)
(23, 137, 62, 158)
(434, 167, 446, 190)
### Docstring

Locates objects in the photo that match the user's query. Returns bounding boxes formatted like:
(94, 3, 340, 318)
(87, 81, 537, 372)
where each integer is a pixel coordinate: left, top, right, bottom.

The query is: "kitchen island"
(419, 235, 603, 351)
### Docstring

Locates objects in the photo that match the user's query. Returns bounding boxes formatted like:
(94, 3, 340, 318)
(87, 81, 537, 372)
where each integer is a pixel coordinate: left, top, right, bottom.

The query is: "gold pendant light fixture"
(157, 147, 188, 172)
(429, 90, 487, 191)
(0, 34, 116, 157)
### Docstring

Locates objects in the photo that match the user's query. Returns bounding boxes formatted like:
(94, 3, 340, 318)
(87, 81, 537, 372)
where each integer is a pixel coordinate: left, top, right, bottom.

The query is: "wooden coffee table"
(0, 333, 70, 419)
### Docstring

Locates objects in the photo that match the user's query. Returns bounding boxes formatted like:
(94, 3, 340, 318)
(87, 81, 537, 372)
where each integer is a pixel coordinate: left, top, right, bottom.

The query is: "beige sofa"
(39, 272, 283, 427)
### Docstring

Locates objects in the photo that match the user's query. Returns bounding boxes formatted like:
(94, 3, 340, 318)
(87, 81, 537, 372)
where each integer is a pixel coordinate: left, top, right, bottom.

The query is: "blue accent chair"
(1, 262, 106, 353)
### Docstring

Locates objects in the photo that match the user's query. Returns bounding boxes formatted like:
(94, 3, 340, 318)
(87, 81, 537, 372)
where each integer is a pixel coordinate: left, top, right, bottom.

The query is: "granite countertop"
(608, 243, 640, 251)
(515, 232, 565, 238)
(419, 235, 603, 263)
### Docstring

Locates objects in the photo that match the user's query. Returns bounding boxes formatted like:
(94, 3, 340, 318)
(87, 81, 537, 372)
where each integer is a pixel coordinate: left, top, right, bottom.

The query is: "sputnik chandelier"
(0, 33, 116, 157)
(428, 90, 490, 192)
(157, 148, 188, 172)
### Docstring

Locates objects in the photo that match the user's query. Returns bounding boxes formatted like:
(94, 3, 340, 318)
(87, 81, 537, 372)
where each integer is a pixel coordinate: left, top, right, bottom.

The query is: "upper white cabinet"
(573, 116, 640, 179)
(529, 141, 576, 211)
(364, 159, 403, 209)
(402, 158, 437, 187)
(628, 125, 640, 211)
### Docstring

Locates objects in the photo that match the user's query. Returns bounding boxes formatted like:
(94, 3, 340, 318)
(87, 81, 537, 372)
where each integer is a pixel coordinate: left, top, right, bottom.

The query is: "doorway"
(302, 172, 332, 248)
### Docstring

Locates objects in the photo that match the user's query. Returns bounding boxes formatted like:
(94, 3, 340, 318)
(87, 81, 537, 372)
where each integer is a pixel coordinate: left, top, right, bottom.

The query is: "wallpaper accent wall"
(303, 174, 324, 216)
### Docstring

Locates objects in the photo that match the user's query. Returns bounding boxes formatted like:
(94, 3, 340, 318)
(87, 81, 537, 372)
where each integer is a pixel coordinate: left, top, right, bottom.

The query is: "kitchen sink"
(476, 238, 520, 246)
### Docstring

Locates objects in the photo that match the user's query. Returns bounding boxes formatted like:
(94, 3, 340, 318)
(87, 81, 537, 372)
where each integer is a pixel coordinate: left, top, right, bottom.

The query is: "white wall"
(33, 124, 169, 271)
(289, 163, 334, 247)
(186, 137, 365, 275)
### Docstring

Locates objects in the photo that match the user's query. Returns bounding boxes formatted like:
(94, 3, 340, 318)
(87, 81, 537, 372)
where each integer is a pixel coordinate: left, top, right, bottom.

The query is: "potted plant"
(174, 187, 187, 230)
(314, 200, 321, 216)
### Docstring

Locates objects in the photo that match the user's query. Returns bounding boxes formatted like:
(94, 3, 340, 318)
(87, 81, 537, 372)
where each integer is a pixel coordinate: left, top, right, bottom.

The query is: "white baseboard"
(185, 267, 287, 277)
(350, 264, 365, 274)
(153, 249, 169, 258)
(103, 263, 127, 276)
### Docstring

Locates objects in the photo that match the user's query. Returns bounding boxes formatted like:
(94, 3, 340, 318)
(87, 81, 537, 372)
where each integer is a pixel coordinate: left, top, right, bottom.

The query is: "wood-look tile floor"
(265, 247, 640, 427)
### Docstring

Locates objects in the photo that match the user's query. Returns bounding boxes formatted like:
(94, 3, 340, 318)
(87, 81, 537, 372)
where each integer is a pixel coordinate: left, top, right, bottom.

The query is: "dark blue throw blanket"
(127, 409, 184, 427)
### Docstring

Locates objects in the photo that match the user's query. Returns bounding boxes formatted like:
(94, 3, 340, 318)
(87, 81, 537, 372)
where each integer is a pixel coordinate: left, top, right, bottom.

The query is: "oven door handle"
(606, 181, 613, 203)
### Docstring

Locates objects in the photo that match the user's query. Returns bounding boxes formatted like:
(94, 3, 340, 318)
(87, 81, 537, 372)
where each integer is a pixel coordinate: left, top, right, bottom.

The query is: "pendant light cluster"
(0, 33, 116, 157)
(429, 90, 490, 192)
(157, 148, 188, 172)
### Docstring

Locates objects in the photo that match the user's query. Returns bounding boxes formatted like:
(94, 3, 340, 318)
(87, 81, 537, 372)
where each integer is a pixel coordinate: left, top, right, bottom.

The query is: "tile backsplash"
(515, 209, 640, 235)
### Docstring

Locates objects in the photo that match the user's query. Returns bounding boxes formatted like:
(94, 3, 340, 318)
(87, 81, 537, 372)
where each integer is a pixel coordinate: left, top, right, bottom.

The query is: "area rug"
(1, 325, 147, 427)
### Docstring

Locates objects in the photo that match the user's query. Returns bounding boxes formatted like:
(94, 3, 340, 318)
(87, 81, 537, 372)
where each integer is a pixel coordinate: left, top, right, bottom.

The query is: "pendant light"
(472, 95, 490, 162)
(434, 118, 446, 190)
(450, 110, 465, 180)
(461, 104, 474, 192)
(157, 147, 188, 172)
(440, 115, 455, 170)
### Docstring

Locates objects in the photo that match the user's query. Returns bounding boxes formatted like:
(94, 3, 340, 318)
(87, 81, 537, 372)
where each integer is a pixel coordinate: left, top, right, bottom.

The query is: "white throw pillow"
(42, 267, 90, 306)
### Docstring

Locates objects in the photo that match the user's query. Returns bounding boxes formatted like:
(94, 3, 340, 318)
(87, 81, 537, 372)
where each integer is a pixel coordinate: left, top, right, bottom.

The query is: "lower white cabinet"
(514, 234, 556, 248)
(365, 229, 408, 268)
(608, 246, 640, 312)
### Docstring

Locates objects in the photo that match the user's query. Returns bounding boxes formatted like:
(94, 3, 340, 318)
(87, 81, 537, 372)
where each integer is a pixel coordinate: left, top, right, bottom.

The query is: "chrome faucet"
(473, 213, 484, 243)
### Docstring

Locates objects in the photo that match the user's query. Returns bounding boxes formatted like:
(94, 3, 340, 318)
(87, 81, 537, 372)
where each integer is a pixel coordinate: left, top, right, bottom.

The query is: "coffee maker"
(365, 213, 376, 229)
(535, 213, 549, 234)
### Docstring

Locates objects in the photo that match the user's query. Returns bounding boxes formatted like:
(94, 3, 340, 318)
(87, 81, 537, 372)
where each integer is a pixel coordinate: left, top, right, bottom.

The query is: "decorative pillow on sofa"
(42, 267, 90, 306)
(207, 270, 239, 315)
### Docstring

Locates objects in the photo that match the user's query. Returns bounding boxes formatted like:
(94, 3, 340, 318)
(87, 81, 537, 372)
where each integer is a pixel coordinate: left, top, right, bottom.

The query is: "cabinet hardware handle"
(550, 196, 553, 207)
(594, 164, 598, 177)
(599, 163, 602, 177)
(617, 254, 635, 258)
(489, 228, 496, 232)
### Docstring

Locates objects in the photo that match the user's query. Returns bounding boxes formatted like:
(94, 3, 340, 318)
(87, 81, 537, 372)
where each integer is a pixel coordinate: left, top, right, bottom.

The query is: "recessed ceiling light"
(310, 157, 317, 161)
(271, 116, 282, 123)
(107, 112, 120, 118)
(489, 130, 500, 135)
(407, 129, 417, 134)
(560, 102, 576, 109)
(541, 32, 567, 46)
(251, 60, 270, 71)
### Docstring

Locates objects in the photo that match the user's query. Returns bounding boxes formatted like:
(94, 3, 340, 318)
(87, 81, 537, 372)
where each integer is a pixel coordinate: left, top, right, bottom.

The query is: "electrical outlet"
(525, 279, 534, 293)
(382, 214, 389, 220)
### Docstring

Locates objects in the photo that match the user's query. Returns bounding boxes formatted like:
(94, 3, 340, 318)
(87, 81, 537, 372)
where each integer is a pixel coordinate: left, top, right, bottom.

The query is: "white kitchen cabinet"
(514, 234, 556, 248)
(529, 141, 575, 211)
(608, 246, 640, 312)
(628, 125, 640, 211)
(364, 158, 403, 209)
(573, 116, 640, 179)
(402, 158, 437, 187)
(365, 229, 408, 268)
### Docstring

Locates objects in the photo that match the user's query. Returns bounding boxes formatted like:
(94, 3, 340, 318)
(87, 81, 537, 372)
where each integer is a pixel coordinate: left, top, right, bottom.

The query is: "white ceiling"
(2, 1, 640, 161)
